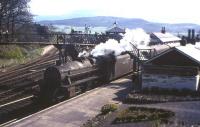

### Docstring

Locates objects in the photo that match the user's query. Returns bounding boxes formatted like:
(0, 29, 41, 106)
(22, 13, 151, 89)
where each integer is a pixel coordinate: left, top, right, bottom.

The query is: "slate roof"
(176, 44, 200, 64)
(146, 43, 200, 66)
(106, 26, 125, 33)
(151, 32, 181, 43)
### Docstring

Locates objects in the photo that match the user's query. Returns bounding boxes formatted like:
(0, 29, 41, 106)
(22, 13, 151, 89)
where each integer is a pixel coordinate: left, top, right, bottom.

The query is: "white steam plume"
(120, 28, 150, 50)
(79, 28, 150, 57)
(90, 39, 124, 57)
(78, 50, 90, 57)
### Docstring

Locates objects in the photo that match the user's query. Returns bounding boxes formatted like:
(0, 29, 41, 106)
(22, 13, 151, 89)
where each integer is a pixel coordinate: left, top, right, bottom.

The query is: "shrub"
(0, 46, 23, 59)
(113, 107, 174, 124)
(101, 104, 118, 115)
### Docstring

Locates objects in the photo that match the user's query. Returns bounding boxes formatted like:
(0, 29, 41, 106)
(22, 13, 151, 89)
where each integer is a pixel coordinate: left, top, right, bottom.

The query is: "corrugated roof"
(195, 42, 200, 49)
(152, 32, 181, 43)
(146, 43, 200, 65)
(175, 44, 200, 64)
(106, 27, 125, 33)
(149, 43, 180, 54)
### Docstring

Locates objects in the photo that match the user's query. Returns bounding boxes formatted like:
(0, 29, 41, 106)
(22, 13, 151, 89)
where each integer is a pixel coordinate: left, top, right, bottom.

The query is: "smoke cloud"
(79, 28, 150, 57)
(90, 39, 124, 57)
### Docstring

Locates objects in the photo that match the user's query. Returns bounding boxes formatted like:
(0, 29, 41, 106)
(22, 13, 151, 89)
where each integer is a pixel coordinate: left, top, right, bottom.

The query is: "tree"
(0, 0, 32, 34)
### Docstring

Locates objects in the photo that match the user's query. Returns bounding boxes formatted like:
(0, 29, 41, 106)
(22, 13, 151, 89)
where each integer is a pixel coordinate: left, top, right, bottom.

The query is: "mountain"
(38, 16, 200, 33)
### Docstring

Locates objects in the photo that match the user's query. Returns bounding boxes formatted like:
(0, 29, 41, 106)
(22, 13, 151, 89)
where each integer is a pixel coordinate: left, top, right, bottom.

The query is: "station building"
(142, 43, 200, 91)
(149, 27, 181, 45)
(106, 22, 125, 41)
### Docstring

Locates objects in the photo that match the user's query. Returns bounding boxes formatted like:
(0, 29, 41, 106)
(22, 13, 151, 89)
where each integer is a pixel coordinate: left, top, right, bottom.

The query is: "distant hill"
(38, 16, 200, 33)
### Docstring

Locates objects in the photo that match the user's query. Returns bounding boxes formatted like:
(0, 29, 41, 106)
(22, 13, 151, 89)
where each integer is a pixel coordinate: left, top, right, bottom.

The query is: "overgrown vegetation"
(101, 103, 118, 115)
(0, 45, 43, 68)
(113, 107, 174, 124)
(0, 45, 23, 59)
(82, 103, 118, 127)
(82, 105, 174, 127)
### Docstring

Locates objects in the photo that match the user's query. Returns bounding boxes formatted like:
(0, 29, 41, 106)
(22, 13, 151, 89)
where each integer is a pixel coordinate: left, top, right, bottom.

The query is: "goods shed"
(142, 44, 200, 91)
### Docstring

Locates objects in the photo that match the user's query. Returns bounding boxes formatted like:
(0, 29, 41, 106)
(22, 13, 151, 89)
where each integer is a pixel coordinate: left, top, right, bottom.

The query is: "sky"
(30, 0, 200, 24)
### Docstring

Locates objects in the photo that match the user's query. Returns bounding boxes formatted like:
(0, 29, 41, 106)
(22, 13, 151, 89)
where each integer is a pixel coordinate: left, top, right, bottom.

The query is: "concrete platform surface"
(9, 78, 132, 127)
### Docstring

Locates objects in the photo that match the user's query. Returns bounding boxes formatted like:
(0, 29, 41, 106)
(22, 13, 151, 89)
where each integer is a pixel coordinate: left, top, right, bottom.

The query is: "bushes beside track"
(0, 45, 44, 68)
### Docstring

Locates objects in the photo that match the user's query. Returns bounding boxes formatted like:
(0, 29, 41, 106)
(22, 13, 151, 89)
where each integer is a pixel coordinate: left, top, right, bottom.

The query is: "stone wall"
(142, 65, 200, 91)
(142, 73, 199, 91)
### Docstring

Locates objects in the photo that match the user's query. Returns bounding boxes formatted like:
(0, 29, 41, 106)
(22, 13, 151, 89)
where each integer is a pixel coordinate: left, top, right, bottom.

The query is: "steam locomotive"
(36, 52, 134, 103)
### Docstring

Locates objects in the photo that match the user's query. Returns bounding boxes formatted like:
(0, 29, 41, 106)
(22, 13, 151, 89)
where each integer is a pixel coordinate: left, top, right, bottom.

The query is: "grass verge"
(0, 45, 43, 68)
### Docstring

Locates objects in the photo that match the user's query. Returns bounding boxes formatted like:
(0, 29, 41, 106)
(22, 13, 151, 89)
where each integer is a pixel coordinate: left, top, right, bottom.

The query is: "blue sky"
(30, 0, 200, 24)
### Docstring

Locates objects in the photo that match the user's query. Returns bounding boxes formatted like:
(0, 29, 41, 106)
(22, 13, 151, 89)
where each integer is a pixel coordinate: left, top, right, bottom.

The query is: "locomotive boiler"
(37, 53, 134, 103)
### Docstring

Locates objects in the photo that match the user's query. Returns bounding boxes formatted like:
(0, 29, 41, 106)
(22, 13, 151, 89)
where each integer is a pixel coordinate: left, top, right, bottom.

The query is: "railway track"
(0, 54, 58, 78)
(0, 47, 58, 74)
(0, 44, 135, 125)
(0, 95, 35, 125)
(0, 51, 59, 125)
(0, 52, 58, 108)
(0, 71, 134, 125)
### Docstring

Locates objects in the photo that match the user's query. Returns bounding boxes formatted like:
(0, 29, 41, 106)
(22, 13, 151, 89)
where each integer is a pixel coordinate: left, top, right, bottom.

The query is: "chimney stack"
(180, 36, 187, 46)
(188, 29, 191, 39)
(192, 29, 196, 45)
(161, 27, 166, 34)
(192, 29, 195, 39)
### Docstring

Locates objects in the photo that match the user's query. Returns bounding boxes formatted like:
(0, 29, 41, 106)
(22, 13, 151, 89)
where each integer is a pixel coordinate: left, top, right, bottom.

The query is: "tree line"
(0, 0, 33, 34)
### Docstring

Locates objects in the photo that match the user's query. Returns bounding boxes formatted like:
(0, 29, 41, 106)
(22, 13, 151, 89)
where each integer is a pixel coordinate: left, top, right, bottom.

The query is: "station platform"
(8, 78, 132, 127)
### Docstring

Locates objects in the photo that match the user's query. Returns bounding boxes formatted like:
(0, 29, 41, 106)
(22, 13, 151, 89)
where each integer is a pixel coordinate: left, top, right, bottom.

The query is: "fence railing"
(0, 33, 108, 45)
(130, 44, 157, 61)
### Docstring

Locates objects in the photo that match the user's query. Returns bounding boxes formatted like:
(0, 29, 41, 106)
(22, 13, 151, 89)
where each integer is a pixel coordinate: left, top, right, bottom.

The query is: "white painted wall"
(142, 73, 199, 91)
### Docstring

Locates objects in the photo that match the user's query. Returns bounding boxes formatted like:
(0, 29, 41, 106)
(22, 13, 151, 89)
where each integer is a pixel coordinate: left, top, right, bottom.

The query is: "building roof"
(151, 32, 181, 43)
(149, 43, 180, 54)
(106, 26, 125, 33)
(175, 44, 200, 64)
(146, 44, 200, 66)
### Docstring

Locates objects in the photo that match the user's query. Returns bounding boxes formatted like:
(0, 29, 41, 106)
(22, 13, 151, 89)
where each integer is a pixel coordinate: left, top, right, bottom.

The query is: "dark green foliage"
(0, 0, 32, 33)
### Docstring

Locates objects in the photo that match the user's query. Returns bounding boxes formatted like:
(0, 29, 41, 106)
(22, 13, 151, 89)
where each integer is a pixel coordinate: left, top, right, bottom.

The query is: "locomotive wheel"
(52, 88, 67, 103)
(87, 81, 94, 89)
(80, 83, 88, 93)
